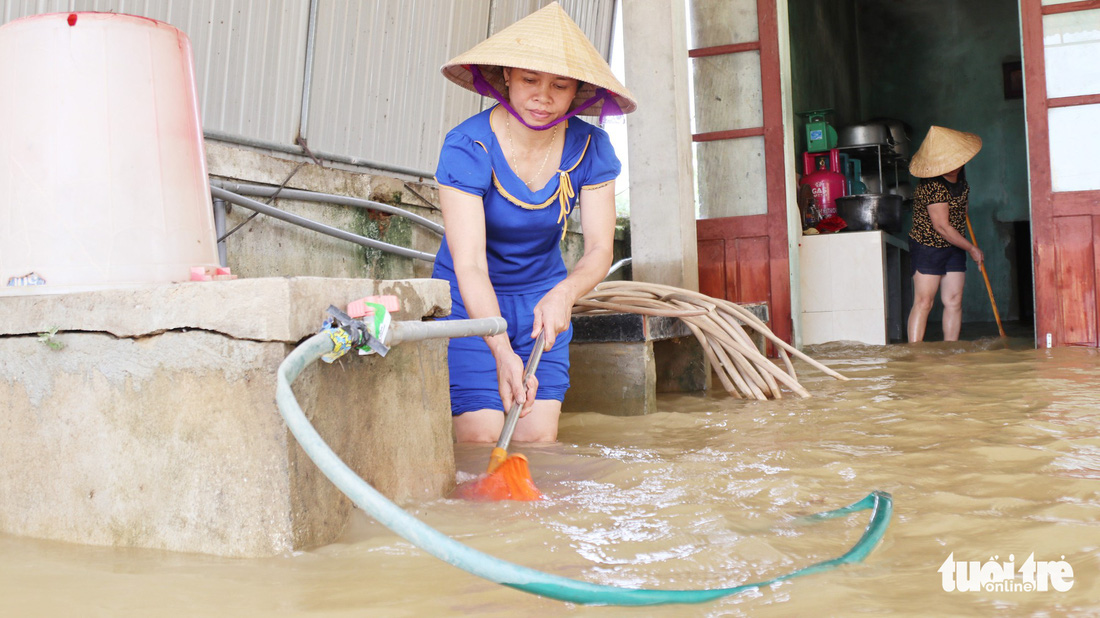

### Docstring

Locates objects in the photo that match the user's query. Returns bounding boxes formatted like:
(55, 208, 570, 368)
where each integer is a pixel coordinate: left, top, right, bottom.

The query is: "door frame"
(693, 0, 793, 345)
(1020, 0, 1100, 347)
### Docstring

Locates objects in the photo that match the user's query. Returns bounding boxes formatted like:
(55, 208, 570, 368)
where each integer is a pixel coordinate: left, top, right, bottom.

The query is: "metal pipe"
(210, 179, 444, 235)
(210, 186, 436, 262)
(385, 317, 506, 346)
(212, 197, 228, 267)
(605, 257, 632, 279)
(204, 130, 434, 180)
(298, 0, 320, 140)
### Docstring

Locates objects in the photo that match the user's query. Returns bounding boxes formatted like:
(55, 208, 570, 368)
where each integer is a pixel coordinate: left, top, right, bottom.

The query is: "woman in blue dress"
(433, 3, 637, 443)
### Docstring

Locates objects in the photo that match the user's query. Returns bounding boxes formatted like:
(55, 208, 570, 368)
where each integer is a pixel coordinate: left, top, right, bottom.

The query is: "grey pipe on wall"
(210, 179, 444, 235)
(210, 186, 436, 263)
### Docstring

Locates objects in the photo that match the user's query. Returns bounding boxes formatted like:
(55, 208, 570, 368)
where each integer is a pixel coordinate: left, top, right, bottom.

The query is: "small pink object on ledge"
(191, 266, 237, 281)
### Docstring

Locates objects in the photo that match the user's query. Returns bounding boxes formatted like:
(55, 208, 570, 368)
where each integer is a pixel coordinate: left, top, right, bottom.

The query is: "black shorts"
(909, 238, 966, 276)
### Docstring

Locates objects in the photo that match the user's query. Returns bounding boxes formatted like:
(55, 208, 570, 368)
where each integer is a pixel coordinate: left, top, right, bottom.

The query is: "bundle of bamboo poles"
(573, 281, 848, 399)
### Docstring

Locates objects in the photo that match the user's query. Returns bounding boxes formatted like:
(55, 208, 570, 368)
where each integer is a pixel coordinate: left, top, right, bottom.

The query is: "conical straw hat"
(909, 125, 982, 178)
(440, 2, 636, 116)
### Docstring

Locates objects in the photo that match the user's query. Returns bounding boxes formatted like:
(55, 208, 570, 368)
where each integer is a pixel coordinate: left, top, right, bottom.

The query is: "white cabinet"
(799, 231, 907, 345)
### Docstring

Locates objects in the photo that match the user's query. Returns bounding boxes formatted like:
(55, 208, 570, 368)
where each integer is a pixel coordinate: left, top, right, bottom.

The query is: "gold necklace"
(504, 113, 559, 188)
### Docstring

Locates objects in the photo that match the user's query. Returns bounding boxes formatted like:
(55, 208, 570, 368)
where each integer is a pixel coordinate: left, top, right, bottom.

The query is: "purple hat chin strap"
(468, 65, 624, 131)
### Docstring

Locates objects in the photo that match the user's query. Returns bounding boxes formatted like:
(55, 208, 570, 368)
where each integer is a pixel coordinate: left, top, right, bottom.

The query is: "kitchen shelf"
(837, 144, 908, 195)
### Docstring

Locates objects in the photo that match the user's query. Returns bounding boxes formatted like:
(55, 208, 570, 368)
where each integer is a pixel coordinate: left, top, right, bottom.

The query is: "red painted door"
(692, 0, 792, 344)
(1021, 0, 1100, 348)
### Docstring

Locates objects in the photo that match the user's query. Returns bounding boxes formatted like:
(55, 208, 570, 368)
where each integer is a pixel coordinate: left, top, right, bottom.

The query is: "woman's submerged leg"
(939, 271, 967, 341)
(452, 400, 562, 443)
(908, 272, 943, 343)
(453, 409, 505, 443)
(511, 400, 562, 443)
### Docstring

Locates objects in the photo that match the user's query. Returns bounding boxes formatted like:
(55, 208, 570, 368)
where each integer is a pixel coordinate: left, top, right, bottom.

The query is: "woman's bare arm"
(438, 186, 533, 413)
(928, 202, 984, 266)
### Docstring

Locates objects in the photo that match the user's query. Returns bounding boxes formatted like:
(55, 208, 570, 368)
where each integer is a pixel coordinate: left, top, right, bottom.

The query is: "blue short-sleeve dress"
(432, 105, 621, 414)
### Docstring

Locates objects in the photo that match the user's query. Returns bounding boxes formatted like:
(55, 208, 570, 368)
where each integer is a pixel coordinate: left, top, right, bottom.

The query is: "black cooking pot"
(835, 194, 903, 233)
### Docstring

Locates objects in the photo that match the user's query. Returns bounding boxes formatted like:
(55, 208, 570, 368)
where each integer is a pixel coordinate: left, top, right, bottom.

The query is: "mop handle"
(495, 330, 546, 454)
(965, 214, 1007, 338)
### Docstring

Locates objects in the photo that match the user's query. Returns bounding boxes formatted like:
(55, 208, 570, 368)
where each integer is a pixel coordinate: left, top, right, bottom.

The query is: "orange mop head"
(451, 453, 542, 502)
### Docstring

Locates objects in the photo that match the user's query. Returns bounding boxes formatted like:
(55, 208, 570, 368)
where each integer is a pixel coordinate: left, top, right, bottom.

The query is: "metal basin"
(835, 194, 903, 233)
(837, 121, 892, 148)
(871, 117, 912, 159)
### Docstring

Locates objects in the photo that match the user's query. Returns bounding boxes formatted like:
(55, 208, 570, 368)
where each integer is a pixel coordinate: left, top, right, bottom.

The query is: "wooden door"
(691, 0, 792, 344)
(1021, 0, 1100, 348)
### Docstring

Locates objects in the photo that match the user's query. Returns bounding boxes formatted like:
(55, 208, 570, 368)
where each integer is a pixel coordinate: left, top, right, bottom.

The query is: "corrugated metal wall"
(306, 0, 489, 175)
(0, 0, 616, 177)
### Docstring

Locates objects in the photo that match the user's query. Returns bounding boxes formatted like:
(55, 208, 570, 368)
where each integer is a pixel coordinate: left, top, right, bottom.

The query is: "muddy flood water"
(2, 334, 1098, 616)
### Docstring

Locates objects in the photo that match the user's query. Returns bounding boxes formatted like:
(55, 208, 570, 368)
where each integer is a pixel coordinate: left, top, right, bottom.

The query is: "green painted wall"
(789, 0, 1029, 325)
(788, 0, 863, 147)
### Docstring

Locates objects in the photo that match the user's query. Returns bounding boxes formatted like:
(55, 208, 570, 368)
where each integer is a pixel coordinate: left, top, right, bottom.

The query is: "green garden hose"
(276, 326, 892, 606)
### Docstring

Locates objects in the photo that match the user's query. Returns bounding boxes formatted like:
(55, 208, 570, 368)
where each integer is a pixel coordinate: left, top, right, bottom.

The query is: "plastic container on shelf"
(848, 158, 868, 195)
(0, 12, 218, 292)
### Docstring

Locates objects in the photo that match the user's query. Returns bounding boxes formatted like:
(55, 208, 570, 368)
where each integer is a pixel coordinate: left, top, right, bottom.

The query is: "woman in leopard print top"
(910, 173, 969, 249)
(906, 126, 984, 343)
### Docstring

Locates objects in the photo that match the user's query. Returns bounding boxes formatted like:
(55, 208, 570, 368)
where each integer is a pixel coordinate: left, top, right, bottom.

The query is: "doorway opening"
(786, 0, 1032, 343)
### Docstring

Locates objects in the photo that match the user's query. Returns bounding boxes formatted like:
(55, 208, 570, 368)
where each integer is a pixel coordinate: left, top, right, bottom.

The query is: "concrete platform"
(563, 303, 769, 415)
(0, 277, 453, 557)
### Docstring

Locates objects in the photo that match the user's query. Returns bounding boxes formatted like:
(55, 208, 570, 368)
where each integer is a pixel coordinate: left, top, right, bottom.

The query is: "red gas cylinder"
(800, 149, 847, 220)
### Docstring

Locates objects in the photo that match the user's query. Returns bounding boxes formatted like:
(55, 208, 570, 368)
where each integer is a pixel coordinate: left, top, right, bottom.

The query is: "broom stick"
(965, 213, 1007, 338)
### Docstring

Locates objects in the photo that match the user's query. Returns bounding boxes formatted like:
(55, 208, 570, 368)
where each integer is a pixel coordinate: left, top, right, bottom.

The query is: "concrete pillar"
(621, 0, 699, 290)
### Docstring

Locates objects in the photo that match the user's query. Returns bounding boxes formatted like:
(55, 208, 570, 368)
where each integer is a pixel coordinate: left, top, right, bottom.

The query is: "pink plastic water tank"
(0, 12, 218, 290)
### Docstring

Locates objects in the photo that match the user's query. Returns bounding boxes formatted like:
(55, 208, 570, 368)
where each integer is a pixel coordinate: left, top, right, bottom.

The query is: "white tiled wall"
(799, 231, 889, 345)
